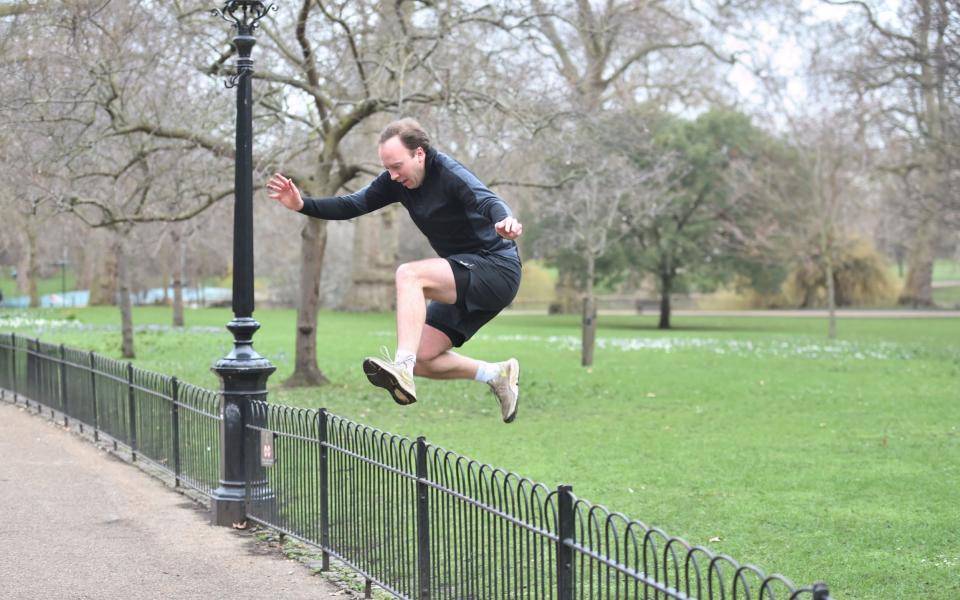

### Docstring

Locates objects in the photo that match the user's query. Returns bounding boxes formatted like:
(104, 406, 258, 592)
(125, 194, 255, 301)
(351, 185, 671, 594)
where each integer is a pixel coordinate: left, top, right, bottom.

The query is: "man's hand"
(495, 216, 523, 240)
(266, 173, 304, 211)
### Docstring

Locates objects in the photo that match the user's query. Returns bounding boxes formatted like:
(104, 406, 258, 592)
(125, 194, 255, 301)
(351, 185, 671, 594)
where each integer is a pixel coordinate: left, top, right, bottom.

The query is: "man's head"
(378, 118, 431, 189)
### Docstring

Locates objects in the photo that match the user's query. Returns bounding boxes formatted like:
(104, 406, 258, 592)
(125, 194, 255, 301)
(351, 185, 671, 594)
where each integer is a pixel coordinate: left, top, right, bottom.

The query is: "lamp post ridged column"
(210, 0, 277, 527)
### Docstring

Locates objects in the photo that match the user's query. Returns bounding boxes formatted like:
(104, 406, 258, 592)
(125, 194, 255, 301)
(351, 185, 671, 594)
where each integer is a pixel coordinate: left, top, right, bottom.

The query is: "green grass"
(0, 271, 78, 299)
(933, 259, 960, 282)
(933, 285, 960, 307)
(2, 306, 959, 599)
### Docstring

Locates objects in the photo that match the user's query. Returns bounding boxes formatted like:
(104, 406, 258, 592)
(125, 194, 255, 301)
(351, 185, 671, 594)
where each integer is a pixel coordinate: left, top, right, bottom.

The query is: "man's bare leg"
(413, 326, 478, 379)
(362, 259, 457, 405)
(366, 260, 519, 420)
(394, 259, 456, 357)
(415, 325, 519, 422)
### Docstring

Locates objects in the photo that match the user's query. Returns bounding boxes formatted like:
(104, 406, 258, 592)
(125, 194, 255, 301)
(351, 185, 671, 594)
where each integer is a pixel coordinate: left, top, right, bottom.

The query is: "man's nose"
(389, 170, 400, 180)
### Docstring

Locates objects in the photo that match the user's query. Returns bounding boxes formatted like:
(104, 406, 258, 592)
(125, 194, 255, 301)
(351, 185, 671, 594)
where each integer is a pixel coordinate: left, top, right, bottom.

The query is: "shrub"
(512, 260, 557, 310)
(783, 236, 901, 307)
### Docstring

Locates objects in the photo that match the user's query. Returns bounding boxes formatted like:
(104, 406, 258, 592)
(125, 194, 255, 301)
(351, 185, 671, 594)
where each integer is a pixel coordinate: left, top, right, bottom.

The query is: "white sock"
(394, 350, 416, 374)
(474, 361, 500, 383)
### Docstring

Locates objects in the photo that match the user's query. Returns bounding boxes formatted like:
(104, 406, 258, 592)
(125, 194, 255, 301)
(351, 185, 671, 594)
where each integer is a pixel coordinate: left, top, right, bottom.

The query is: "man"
(266, 118, 523, 422)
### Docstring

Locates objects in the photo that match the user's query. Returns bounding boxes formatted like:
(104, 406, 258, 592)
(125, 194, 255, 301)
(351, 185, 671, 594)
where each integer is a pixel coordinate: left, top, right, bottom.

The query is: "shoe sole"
(502, 359, 520, 423)
(363, 358, 417, 405)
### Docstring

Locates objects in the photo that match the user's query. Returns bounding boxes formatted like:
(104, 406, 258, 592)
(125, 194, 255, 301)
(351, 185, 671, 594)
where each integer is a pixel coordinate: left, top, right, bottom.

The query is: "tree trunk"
(554, 271, 580, 314)
(22, 225, 40, 308)
(115, 239, 135, 359)
(286, 218, 331, 387)
(581, 296, 597, 367)
(88, 249, 118, 306)
(0, 1, 45, 18)
(898, 221, 935, 307)
(581, 256, 597, 367)
(658, 271, 673, 330)
(344, 205, 400, 311)
(172, 226, 185, 327)
(820, 225, 838, 339)
(161, 263, 169, 305)
(824, 251, 837, 339)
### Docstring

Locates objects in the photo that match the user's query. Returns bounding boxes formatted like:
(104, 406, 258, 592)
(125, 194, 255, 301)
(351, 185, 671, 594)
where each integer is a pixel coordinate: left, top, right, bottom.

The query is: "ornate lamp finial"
(213, 1, 277, 88)
(212, 0, 277, 33)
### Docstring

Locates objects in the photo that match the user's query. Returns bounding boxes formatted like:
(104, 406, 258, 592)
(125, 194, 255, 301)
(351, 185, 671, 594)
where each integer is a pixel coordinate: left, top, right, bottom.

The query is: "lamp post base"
(211, 317, 275, 527)
(211, 483, 247, 526)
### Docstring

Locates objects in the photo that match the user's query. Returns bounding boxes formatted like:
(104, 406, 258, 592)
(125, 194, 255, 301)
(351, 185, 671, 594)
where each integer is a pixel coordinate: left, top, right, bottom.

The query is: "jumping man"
(266, 118, 523, 422)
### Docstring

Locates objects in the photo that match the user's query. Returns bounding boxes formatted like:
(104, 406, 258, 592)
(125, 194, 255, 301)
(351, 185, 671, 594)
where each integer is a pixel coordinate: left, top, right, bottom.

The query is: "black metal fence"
(0, 333, 831, 600)
(0, 333, 220, 496)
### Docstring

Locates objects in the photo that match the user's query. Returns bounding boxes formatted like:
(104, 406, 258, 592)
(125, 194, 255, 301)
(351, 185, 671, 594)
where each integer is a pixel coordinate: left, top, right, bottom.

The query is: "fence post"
(30, 338, 40, 412)
(318, 408, 330, 571)
(171, 376, 181, 487)
(59, 344, 69, 428)
(556, 484, 575, 600)
(11, 333, 17, 404)
(415, 436, 431, 600)
(812, 582, 832, 600)
(89, 352, 99, 441)
(127, 362, 137, 461)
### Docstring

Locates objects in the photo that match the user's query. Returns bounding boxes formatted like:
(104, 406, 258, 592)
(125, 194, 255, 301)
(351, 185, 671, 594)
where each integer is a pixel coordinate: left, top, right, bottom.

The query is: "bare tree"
(0, 1, 236, 355)
(537, 112, 675, 364)
(0, 1, 44, 19)
(523, 0, 760, 315)
(819, 0, 958, 306)
(732, 106, 869, 337)
(168, 1, 538, 385)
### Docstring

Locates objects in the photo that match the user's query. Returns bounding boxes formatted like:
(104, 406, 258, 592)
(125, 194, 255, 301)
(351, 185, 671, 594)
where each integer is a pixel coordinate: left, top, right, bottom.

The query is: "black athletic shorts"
(426, 249, 522, 347)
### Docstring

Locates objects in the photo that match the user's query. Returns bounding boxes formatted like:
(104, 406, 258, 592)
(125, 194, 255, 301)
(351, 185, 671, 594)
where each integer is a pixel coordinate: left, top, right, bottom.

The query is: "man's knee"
(395, 262, 420, 289)
(416, 346, 443, 364)
(413, 353, 442, 376)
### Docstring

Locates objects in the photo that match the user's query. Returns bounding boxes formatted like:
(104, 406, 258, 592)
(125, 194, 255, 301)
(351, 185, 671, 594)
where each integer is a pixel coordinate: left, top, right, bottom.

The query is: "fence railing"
(0, 332, 831, 600)
(0, 333, 220, 497)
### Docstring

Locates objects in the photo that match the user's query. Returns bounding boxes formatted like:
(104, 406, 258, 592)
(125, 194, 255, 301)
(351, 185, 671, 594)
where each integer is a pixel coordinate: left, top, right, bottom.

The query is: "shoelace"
(379, 345, 415, 372)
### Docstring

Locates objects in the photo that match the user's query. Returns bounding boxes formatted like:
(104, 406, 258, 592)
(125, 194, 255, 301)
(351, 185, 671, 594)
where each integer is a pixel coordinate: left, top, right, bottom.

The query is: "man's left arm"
(460, 178, 523, 241)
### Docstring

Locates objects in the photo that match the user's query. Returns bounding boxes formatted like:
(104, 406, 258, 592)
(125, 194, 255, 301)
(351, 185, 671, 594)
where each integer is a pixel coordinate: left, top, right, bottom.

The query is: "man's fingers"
(494, 218, 523, 239)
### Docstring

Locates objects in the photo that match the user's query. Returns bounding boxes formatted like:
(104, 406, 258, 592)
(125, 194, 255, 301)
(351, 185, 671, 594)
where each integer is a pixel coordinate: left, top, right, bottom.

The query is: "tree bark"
(581, 256, 597, 367)
(115, 238, 135, 359)
(824, 251, 837, 339)
(286, 218, 331, 387)
(344, 205, 400, 311)
(0, 1, 43, 18)
(658, 271, 673, 330)
(172, 226, 185, 327)
(898, 220, 935, 307)
(21, 224, 39, 308)
(581, 296, 597, 367)
(554, 271, 581, 314)
(88, 249, 118, 306)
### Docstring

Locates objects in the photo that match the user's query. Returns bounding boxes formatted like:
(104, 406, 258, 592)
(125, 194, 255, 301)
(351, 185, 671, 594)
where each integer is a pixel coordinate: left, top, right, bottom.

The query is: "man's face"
(379, 135, 426, 189)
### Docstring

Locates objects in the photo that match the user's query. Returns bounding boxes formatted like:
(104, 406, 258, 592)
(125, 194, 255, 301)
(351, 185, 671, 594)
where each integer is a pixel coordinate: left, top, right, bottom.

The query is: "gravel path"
(0, 401, 350, 600)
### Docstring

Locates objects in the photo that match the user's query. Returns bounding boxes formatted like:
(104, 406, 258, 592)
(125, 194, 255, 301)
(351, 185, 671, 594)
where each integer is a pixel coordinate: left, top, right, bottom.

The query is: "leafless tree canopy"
(2, 0, 958, 365)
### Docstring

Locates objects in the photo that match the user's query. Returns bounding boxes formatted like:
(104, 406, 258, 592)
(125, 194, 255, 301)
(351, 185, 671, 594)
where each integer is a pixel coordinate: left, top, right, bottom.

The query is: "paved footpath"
(0, 401, 349, 600)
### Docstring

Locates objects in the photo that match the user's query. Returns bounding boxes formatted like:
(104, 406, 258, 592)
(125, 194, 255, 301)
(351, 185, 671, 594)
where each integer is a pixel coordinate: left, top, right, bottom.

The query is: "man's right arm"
(269, 172, 395, 220)
(299, 187, 380, 220)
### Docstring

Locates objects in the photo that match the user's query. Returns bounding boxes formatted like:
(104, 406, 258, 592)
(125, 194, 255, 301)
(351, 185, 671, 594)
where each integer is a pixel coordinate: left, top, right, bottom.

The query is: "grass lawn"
(0, 271, 78, 300)
(2, 306, 958, 599)
(933, 259, 960, 282)
(933, 285, 960, 308)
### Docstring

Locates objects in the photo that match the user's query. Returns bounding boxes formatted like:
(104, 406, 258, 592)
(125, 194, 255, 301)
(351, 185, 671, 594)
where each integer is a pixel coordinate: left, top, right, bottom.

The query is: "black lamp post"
(210, 0, 277, 527)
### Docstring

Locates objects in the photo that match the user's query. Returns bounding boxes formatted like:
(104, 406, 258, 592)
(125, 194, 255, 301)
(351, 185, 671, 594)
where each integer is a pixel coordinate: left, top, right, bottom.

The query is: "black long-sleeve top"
(298, 148, 517, 259)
